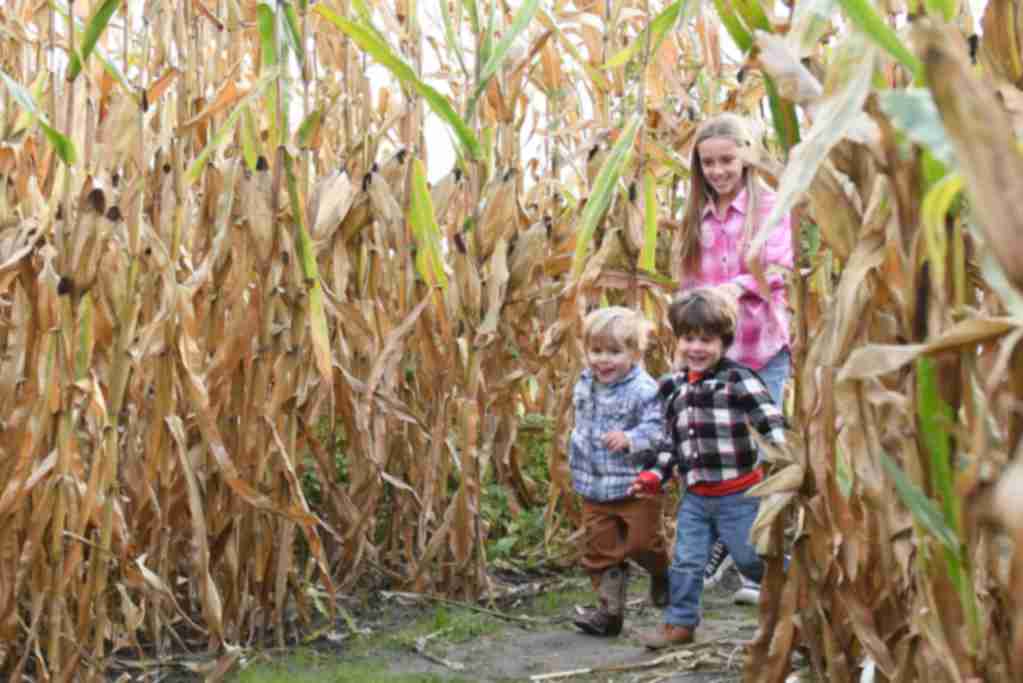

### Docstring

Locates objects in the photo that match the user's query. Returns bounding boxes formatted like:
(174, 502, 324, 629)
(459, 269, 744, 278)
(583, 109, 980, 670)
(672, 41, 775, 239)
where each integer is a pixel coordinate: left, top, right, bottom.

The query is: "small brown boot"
(572, 603, 623, 637)
(640, 623, 694, 650)
(649, 573, 669, 607)
(573, 565, 627, 637)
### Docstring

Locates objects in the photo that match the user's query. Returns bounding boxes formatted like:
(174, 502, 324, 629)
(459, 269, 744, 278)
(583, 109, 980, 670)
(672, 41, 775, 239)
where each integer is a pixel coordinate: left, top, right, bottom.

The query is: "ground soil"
(124, 564, 812, 682)
(274, 565, 805, 683)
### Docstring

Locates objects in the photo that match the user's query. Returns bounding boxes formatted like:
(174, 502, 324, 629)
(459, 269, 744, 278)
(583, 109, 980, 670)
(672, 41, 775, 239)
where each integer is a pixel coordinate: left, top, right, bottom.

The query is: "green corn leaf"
(185, 70, 279, 185)
(76, 294, 95, 381)
(711, 0, 753, 52)
(639, 170, 658, 273)
(256, 2, 281, 148)
(257, 1, 278, 66)
(66, 0, 122, 82)
(571, 116, 641, 277)
(240, 105, 261, 170)
(283, 149, 332, 383)
(296, 107, 323, 148)
(480, 1, 497, 72)
(282, 2, 306, 65)
(346, 0, 397, 47)
(647, 271, 678, 288)
(468, 0, 540, 115)
(732, 0, 771, 33)
(10, 70, 47, 135)
(916, 357, 959, 531)
(878, 88, 956, 167)
(350, 0, 374, 22)
(464, 0, 480, 34)
(604, 0, 686, 69)
(924, 0, 957, 21)
(408, 159, 449, 290)
(52, 1, 135, 101)
(0, 70, 77, 164)
(837, 0, 923, 81)
(915, 355, 981, 647)
(919, 172, 963, 291)
(440, 0, 471, 77)
(764, 76, 801, 151)
(879, 452, 959, 552)
(315, 5, 481, 159)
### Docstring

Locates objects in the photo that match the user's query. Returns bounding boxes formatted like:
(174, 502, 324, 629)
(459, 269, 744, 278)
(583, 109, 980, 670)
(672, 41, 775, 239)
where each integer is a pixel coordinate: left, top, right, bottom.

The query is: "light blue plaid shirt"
(569, 364, 663, 502)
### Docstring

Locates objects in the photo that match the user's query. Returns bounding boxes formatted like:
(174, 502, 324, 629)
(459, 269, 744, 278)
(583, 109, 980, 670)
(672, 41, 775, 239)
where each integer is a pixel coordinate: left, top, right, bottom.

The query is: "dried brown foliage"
(0, 0, 765, 679)
(1, 1, 1022, 682)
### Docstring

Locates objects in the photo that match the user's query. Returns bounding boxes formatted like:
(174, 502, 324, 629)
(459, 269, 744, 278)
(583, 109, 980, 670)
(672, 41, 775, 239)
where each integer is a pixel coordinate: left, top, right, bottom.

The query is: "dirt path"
(234, 565, 799, 683)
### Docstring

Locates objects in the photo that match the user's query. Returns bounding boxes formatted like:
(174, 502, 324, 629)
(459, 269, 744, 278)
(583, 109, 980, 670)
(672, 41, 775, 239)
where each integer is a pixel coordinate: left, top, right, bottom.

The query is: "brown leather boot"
(572, 604, 623, 637)
(649, 573, 669, 607)
(573, 565, 627, 637)
(640, 623, 694, 649)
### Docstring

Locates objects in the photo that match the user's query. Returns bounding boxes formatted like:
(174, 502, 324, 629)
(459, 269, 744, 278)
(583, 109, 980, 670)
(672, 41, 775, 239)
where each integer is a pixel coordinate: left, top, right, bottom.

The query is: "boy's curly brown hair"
(667, 287, 738, 350)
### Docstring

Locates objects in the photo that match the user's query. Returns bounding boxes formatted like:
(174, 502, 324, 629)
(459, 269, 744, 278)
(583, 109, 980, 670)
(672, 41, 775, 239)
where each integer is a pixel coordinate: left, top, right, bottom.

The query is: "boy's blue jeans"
(665, 489, 763, 628)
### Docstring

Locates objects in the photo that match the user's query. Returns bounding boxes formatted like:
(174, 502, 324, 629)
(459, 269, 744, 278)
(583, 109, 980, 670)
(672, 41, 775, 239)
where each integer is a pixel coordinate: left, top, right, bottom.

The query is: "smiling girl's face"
(698, 136, 745, 207)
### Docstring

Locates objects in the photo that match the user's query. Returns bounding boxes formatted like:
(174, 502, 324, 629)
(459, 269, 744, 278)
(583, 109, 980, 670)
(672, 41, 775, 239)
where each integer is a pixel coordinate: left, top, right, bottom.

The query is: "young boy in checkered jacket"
(569, 307, 671, 637)
(629, 287, 786, 649)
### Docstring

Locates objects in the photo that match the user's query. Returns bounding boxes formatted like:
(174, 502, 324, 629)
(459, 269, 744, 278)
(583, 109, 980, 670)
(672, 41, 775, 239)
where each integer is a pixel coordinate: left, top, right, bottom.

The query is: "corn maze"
(0, 0, 1022, 681)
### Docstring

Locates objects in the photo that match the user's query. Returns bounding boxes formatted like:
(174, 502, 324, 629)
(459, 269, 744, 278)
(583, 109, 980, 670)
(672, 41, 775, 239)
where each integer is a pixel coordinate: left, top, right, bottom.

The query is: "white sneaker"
(732, 575, 760, 605)
(703, 540, 734, 587)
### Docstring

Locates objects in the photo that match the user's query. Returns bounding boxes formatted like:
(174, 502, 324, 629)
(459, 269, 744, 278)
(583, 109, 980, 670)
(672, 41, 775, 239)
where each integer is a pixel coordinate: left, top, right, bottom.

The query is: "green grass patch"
(344, 605, 503, 658)
(530, 585, 594, 617)
(231, 648, 473, 683)
(233, 659, 469, 682)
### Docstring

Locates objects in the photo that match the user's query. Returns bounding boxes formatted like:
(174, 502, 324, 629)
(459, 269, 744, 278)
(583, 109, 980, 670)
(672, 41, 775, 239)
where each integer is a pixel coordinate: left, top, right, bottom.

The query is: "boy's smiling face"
(677, 332, 724, 373)
(586, 341, 635, 385)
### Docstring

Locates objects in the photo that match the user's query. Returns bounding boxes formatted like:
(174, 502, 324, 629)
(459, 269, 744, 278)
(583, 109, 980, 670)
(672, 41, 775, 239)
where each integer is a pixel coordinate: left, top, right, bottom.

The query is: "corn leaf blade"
(878, 88, 956, 167)
(604, 0, 687, 69)
(571, 116, 641, 277)
(283, 150, 333, 382)
(468, 0, 540, 114)
(639, 170, 658, 273)
(837, 0, 923, 81)
(185, 70, 279, 185)
(409, 159, 449, 290)
(879, 452, 958, 552)
(314, 5, 481, 159)
(711, 0, 753, 52)
(0, 70, 77, 164)
(282, 2, 305, 65)
(66, 0, 122, 82)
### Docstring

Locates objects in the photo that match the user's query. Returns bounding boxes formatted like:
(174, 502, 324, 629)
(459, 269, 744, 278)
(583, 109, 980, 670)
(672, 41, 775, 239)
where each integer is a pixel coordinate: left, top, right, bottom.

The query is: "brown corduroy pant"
(581, 496, 670, 585)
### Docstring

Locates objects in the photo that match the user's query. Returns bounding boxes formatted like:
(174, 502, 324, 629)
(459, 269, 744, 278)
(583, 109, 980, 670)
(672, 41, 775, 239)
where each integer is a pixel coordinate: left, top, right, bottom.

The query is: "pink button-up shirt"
(681, 189, 793, 370)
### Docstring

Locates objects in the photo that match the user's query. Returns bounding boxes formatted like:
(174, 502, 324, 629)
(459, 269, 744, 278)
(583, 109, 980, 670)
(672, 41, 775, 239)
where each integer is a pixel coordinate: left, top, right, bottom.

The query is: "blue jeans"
(757, 348, 790, 408)
(666, 490, 763, 628)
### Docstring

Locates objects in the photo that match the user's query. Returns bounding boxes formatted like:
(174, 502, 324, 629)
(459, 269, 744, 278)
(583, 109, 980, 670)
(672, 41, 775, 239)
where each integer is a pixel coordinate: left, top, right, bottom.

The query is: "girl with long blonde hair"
(676, 112, 792, 405)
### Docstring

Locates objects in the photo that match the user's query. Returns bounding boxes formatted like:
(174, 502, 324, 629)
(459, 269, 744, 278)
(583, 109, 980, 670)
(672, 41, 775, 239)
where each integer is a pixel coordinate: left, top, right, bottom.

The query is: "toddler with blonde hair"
(569, 306, 670, 637)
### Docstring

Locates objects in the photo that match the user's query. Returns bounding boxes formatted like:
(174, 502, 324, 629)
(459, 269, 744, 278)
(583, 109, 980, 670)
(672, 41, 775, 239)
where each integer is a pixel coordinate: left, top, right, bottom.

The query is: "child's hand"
(629, 471, 662, 496)
(602, 431, 630, 452)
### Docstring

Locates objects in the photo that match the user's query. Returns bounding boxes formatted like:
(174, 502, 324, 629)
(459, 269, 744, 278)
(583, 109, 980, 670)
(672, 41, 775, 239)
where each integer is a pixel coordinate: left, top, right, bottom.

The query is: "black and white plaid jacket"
(645, 358, 786, 488)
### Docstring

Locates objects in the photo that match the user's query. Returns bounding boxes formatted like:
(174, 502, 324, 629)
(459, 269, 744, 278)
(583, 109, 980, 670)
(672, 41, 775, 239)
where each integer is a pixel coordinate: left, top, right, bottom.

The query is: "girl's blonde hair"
(679, 112, 766, 276)
(582, 306, 653, 355)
